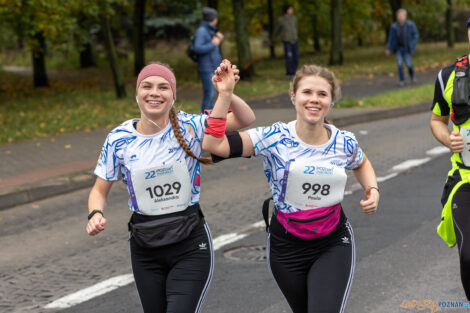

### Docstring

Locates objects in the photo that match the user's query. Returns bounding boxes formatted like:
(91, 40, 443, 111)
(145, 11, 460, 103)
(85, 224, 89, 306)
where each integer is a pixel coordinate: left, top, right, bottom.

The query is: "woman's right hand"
(86, 214, 107, 236)
(449, 130, 464, 153)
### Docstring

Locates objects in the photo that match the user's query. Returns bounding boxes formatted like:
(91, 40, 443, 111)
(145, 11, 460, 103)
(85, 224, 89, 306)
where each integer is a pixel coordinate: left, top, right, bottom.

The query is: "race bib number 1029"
(127, 160, 191, 215)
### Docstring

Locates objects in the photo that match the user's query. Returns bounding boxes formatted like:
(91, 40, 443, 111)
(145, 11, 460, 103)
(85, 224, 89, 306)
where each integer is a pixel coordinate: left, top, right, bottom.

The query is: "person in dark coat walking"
(386, 8, 419, 86)
(272, 4, 298, 80)
(194, 7, 223, 113)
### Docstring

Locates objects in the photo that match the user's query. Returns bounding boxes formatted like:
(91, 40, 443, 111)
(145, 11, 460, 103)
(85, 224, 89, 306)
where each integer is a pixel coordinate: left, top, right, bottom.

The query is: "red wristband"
(204, 117, 227, 138)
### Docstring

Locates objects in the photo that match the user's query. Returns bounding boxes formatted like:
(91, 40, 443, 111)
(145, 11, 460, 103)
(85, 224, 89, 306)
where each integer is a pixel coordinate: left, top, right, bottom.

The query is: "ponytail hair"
(169, 107, 213, 165)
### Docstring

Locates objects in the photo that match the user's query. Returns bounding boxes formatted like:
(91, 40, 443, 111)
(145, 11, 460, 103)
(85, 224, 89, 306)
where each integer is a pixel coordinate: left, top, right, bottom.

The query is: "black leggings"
(268, 217, 355, 313)
(130, 220, 214, 313)
(452, 183, 470, 300)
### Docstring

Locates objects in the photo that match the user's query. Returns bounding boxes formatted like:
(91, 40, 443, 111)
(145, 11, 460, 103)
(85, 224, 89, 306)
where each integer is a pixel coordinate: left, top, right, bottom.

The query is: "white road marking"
(426, 146, 450, 156)
(377, 172, 399, 182)
(45, 146, 448, 310)
(44, 274, 134, 309)
(45, 222, 262, 309)
(213, 233, 249, 250)
(392, 158, 431, 172)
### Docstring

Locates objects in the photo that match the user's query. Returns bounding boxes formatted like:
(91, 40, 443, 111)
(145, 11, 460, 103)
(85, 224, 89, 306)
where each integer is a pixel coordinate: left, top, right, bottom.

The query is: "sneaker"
(410, 77, 416, 84)
(399, 81, 405, 87)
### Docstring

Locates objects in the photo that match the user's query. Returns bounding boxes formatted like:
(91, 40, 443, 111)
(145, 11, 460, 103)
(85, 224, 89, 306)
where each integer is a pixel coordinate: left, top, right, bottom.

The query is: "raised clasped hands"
(212, 59, 240, 94)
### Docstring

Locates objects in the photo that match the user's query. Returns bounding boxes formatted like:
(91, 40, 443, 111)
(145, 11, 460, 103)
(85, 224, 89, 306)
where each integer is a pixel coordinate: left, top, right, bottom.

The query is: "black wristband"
(88, 210, 104, 220)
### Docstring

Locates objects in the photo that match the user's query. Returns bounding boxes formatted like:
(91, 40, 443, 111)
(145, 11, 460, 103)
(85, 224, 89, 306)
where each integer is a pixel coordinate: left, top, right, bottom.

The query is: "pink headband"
(136, 64, 176, 100)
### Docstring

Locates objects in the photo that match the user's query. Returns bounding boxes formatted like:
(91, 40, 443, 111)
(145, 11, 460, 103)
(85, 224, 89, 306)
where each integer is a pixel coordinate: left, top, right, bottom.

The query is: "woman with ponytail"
(203, 64, 379, 313)
(86, 61, 254, 312)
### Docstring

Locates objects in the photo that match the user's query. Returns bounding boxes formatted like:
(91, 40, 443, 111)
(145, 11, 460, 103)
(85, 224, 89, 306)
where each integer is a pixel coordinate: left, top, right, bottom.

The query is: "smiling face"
(136, 76, 174, 119)
(291, 75, 332, 125)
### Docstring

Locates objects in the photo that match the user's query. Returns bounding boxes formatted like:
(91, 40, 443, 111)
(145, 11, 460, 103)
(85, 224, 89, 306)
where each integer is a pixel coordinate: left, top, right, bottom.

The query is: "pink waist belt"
(275, 203, 342, 239)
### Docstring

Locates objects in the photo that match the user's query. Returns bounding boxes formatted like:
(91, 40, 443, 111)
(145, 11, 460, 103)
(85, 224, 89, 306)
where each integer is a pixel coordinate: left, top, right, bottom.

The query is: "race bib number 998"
(281, 161, 347, 210)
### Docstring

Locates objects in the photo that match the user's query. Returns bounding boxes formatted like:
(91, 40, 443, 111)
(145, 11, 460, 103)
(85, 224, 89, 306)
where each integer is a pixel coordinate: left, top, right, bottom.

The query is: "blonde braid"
(169, 107, 213, 165)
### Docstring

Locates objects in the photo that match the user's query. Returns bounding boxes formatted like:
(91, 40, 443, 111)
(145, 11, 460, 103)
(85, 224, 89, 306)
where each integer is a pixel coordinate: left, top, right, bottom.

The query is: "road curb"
(0, 170, 95, 211)
(0, 102, 430, 211)
(332, 102, 429, 128)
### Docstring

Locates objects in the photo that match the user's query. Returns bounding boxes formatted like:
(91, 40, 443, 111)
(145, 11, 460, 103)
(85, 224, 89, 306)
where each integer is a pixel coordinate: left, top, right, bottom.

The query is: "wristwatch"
(88, 209, 104, 220)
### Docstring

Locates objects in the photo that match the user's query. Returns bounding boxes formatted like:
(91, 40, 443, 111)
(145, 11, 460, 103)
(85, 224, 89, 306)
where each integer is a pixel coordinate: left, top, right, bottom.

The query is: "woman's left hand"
(360, 187, 379, 215)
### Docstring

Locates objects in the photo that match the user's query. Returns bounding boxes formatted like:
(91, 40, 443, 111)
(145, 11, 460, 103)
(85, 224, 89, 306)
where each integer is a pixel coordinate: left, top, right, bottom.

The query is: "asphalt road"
(1, 111, 466, 313)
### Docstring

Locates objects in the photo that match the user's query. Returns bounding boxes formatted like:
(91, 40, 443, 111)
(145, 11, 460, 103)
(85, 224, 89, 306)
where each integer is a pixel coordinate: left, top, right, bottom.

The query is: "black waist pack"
(128, 204, 203, 249)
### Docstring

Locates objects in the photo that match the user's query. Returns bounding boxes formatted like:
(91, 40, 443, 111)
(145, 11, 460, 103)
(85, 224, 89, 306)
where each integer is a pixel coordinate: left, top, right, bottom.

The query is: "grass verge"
(0, 71, 199, 144)
(0, 40, 463, 143)
(338, 83, 434, 108)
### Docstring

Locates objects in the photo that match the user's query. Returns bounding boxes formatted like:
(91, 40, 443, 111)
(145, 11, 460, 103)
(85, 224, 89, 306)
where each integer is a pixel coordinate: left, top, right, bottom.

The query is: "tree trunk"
(388, 0, 402, 18)
(15, 23, 24, 49)
(267, 0, 275, 58)
(207, 0, 218, 9)
(77, 14, 96, 68)
(357, 33, 363, 46)
(232, 0, 255, 79)
(329, 0, 343, 65)
(385, 23, 390, 44)
(446, 0, 454, 48)
(312, 9, 321, 52)
(80, 42, 96, 68)
(32, 32, 49, 87)
(101, 16, 126, 98)
(133, 0, 146, 76)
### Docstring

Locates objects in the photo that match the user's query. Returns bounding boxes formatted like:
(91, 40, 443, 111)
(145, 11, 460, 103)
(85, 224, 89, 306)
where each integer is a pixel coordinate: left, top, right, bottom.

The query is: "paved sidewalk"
(0, 69, 437, 210)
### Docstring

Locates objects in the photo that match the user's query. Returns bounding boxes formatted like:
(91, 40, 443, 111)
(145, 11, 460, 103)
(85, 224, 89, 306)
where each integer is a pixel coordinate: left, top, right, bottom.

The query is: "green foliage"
(145, 0, 202, 39)
(0, 0, 76, 50)
(406, 0, 448, 42)
(0, 69, 199, 144)
(339, 83, 434, 108)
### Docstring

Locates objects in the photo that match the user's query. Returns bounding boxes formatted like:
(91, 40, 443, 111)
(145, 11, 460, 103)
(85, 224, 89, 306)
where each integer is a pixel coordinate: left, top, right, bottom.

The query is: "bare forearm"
(226, 94, 255, 132)
(88, 189, 106, 213)
(430, 119, 451, 148)
(353, 156, 377, 189)
(88, 178, 112, 213)
(210, 92, 232, 118)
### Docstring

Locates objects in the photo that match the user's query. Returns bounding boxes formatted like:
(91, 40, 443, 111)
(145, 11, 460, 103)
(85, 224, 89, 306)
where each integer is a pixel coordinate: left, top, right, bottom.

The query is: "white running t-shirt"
(247, 121, 364, 213)
(94, 111, 208, 213)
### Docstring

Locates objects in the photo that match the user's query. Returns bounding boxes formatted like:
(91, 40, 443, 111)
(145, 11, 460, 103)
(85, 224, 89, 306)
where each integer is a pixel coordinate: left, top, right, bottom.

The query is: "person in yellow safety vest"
(430, 17, 470, 301)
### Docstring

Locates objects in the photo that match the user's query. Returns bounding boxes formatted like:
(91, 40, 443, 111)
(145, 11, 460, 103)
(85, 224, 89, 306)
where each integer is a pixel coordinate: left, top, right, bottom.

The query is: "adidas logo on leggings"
(199, 242, 207, 250)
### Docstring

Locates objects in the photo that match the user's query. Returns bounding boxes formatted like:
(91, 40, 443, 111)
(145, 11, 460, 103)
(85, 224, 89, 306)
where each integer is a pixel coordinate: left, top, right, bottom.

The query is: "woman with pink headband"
(86, 61, 253, 312)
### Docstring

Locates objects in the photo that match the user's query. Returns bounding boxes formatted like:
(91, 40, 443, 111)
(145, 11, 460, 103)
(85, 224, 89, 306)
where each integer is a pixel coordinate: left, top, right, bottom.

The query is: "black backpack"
(187, 35, 198, 62)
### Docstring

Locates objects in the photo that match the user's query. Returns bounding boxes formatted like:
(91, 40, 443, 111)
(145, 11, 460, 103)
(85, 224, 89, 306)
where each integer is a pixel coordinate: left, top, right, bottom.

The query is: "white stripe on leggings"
(266, 232, 286, 296)
(340, 222, 356, 313)
(195, 223, 215, 313)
